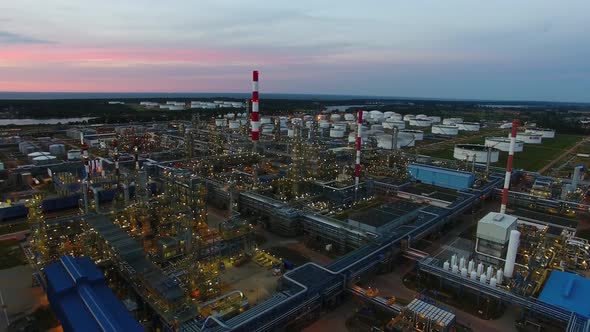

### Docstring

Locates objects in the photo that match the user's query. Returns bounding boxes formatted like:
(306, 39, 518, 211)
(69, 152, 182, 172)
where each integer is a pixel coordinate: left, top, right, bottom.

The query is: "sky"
(0, 0, 589, 102)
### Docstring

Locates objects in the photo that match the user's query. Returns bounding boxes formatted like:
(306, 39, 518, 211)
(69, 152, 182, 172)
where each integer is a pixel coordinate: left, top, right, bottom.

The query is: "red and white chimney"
(355, 110, 363, 191)
(251, 70, 260, 145)
(500, 118, 518, 214)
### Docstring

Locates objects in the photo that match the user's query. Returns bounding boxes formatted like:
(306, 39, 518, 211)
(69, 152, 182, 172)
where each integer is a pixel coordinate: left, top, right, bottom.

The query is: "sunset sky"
(1, 0, 589, 101)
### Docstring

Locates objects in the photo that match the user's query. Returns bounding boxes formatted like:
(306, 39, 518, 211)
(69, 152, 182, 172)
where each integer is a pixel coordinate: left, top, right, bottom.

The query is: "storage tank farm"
(13, 71, 589, 332)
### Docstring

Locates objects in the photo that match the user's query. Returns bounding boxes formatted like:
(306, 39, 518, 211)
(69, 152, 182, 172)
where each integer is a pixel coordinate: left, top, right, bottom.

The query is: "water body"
(0, 117, 96, 126)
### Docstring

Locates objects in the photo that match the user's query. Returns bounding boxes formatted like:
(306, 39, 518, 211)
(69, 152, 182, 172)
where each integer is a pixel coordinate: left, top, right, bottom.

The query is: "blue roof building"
(538, 270, 590, 319)
(408, 163, 475, 190)
(44, 255, 143, 332)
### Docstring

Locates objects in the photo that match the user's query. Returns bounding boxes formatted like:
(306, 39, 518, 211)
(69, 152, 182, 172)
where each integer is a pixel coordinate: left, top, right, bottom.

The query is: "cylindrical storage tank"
(303, 115, 314, 121)
(443, 117, 463, 125)
(333, 122, 348, 131)
(468, 260, 475, 274)
(67, 149, 81, 160)
(383, 119, 406, 130)
(287, 128, 296, 138)
(485, 137, 524, 152)
(452, 265, 459, 274)
(486, 266, 493, 280)
(456, 122, 480, 131)
(428, 116, 441, 123)
(329, 128, 345, 138)
(376, 133, 416, 149)
(215, 118, 226, 127)
(240, 119, 249, 126)
(344, 113, 355, 121)
(21, 172, 33, 185)
(305, 121, 313, 128)
(515, 133, 542, 144)
(260, 117, 272, 125)
(403, 114, 416, 122)
(454, 144, 499, 163)
(28, 151, 48, 160)
(261, 124, 274, 134)
(432, 125, 459, 136)
(400, 129, 424, 141)
(49, 144, 66, 156)
(330, 114, 341, 122)
(525, 128, 555, 138)
(228, 120, 240, 129)
(279, 117, 288, 126)
(459, 257, 466, 270)
(489, 277, 497, 288)
(33, 155, 57, 166)
(409, 119, 432, 127)
(496, 269, 504, 285)
(389, 113, 403, 121)
(477, 263, 484, 277)
(319, 120, 330, 129)
(371, 124, 383, 131)
(383, 111, 394, 118)
(416, 114, 428, 119)
(480, 274, 487, 284)
(461, 267, 468, 278)
(470, 271, 477, 280)
(225, 113, 235, 119)
(504, 230, 520, 278)
(451, 254, 457, 267)
(443, 261, 450, 271)
(291, 118, 303, 126)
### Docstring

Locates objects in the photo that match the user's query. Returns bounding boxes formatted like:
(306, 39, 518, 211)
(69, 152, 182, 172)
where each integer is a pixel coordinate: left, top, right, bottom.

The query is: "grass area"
(0, 239, 27, 269)
(0, 222, 30, 236)
(423, 134, 583, 172)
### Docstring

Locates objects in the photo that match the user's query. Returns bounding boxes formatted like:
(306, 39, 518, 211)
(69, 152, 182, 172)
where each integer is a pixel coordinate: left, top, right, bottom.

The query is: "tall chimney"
(251, 70, 260, 150)
(500, 118, 518, 214)
(355, 110, 363, 192)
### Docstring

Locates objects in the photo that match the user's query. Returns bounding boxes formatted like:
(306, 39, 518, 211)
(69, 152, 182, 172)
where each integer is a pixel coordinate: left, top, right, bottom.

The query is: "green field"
(424, 134, 583, 172)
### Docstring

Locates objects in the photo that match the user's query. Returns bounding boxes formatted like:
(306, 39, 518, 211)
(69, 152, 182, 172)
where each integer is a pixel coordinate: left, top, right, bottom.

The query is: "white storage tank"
(305, 121, 314, 128)
(228, 120, 240, 129)
(67, 150, 81, 160)
(344, 113, 355, 121)
(49, 144, 66, 156)
(329, 128, 345, 138)
(33, 155, 57, 166)
(515, 133, 542, 144)
(504, 230, 520, 278)
(28, 151, 49, 160)
(403, 114, 416, 122)
(389, 113, 403, 121)
(443, 261, 450, 271)
(383, 120, 406, 130)
(525, 128, 555, 138)
(240, 119, 249, 126)
(303, 115, 314, 121)
(456, 122, 480, 131)
(319, 120, 331, 129)
(416, 114, 428, 119)
(376, 133, 416, 149)
(330, 114, 341, 122)
(260, 117, 272, 125)
(279, 117, 288, 126)
(215, 118, 226, 127)
(261, 124, 274, 134)
(291, 118, 303, 126)
(348, 131, 368, 143)
(427, 116, 441, 123)
(485, 137, 524, 152)
(431, 125, 459, 136)
(454, 144, 499, 163)
(409, 119, 432, 127)
(225, 113, 235, 119)
(371, 124, 383, 131)
(287, 128, 296, 138)
(443, 117, 463, 125)
(333, 122, 348, 131)
(400, 129, 424, 141)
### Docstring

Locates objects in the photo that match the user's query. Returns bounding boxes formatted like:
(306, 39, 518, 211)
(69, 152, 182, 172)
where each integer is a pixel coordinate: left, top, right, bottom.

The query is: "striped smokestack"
(500, 118, 519, 214)
(251, 70, 260, 146)
(355, 110, 363, 192)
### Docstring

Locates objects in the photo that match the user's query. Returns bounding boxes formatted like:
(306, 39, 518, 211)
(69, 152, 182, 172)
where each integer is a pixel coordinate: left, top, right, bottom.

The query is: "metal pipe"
(500, 118, 518, 214)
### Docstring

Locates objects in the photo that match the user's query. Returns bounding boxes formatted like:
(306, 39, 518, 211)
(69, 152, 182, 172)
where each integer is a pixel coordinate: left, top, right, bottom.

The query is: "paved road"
(539, 136, 588, 174)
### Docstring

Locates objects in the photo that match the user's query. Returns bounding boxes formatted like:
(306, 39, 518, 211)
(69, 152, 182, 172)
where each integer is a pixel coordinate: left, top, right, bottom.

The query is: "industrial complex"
(1, 71, 590, 332)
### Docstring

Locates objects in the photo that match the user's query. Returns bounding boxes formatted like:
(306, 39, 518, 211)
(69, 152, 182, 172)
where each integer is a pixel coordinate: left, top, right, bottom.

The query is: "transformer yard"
(1, 74, 590, 332)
